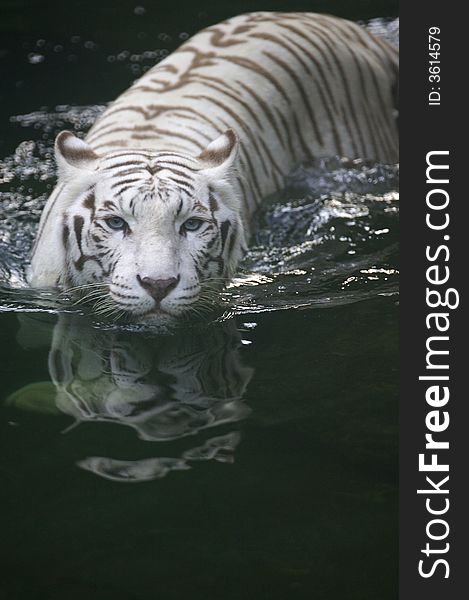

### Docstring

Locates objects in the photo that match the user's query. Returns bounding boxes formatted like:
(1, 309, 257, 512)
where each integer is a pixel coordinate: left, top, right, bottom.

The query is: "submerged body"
(27, 12, 398, 322)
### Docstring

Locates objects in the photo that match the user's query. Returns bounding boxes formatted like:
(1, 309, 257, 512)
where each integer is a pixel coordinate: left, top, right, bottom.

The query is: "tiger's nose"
(137, 275, 179, 303)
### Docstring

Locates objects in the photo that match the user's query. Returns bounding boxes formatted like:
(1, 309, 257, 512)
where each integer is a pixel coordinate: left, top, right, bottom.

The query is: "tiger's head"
(43, 130, 246, 322)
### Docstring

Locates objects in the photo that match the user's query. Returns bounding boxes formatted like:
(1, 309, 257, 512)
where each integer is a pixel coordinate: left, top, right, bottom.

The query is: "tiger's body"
(27, 12, 398, 322)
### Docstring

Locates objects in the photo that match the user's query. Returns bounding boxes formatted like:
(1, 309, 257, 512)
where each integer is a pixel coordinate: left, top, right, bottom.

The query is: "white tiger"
(27, 12, 399, 323)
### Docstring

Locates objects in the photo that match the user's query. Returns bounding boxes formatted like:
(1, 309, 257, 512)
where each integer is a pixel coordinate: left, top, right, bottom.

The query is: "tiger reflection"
(14, 315, 254, 482)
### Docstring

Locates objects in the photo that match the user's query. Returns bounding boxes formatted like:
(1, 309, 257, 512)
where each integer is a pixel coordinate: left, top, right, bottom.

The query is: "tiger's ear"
(197, 130, 238, 176)
(55, 131, 99, 180)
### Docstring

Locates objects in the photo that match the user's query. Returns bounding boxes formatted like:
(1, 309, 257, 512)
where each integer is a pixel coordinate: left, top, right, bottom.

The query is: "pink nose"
(137, 275, 179, 303)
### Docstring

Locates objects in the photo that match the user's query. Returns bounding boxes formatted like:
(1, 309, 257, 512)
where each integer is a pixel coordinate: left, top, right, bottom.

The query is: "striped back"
(87, 11, 398, 213)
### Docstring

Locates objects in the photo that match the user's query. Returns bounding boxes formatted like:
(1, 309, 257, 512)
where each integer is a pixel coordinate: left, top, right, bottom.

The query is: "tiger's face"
(55, 131, 246, 322)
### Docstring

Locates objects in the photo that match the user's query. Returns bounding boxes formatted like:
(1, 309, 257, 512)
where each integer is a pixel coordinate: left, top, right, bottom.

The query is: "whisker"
(59, 282, 108, 296)
(72, 289, 108, 306)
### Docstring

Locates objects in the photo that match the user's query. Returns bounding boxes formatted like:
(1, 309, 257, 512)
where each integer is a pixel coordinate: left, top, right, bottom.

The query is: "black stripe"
(303, 23, 367, 156)
(235, 79, 288, 152)
(221, 54, 291, 104)
(111, 177, 142, 191)
(220, 220, 231, 250)
(273, 106, 297, 160)
(193, 74, 264, 131)
(185, 94, 271, 178)
(62, 223, 69, 249)
(73, 215, 85, 253)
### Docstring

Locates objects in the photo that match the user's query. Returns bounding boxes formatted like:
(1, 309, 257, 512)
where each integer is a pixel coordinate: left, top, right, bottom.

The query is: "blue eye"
(105, 216, 128, 231)
(182, 218, 204, 232)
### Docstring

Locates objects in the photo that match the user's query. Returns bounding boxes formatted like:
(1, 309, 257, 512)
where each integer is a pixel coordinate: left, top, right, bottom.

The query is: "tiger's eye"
(182, 218, 204, 232)
(105, 216, 128, 231)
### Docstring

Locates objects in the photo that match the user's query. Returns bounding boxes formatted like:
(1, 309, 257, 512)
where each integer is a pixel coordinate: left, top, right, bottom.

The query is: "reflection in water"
(78, 431, 241, 482)
(9, 314, 254, 482)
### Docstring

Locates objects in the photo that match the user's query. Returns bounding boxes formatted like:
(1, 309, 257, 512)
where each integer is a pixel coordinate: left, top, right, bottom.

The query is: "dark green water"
(1, 2, 398, 599)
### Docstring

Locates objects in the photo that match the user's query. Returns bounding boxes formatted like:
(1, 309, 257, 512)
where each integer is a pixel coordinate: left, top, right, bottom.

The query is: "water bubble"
(28, 53, 44, 65)
(134, 5, 146, 16)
